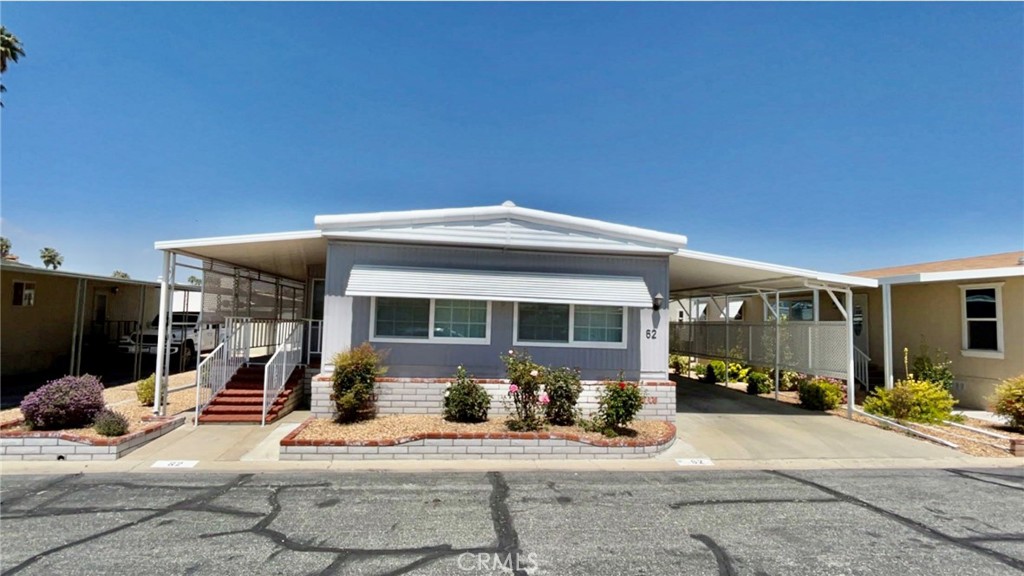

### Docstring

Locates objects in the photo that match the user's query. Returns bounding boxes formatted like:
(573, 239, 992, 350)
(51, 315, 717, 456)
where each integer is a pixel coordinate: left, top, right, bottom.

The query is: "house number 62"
(645, 329, 657, 339)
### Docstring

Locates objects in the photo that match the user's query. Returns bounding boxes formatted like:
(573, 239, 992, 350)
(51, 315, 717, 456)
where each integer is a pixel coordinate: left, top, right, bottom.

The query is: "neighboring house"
(849, 251, 1024, 409)
(153, 202, 875, 422)
(0, 261, 162, 383)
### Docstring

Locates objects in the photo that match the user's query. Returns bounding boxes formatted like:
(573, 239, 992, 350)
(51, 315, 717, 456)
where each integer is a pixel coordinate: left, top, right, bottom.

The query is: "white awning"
(345, 265, 654, 308)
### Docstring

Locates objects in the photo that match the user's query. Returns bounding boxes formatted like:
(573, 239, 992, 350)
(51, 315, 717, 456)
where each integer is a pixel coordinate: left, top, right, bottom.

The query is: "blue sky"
(2, 3, 1021, 281)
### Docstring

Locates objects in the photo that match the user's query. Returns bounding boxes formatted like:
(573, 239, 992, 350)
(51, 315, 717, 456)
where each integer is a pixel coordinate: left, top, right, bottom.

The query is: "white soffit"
(877, 266, 1024, 285)
(670, 249, 877, 296)
(345, 265, 654, 308)
(154, 230, 326, 282)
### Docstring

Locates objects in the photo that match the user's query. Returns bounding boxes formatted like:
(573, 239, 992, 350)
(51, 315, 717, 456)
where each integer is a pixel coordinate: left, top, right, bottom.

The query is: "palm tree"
(112, 270, 131, 279)
(40, 247, 63, 270)
(0, 26, 26, 106)
(187, 275, 202, 286)
(0, 237, 10, 258)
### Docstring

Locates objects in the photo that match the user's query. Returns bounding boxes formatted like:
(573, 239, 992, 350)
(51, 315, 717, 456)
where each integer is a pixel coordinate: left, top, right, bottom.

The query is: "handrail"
(262, 322, 304, 426)
(854, 347, 871, 390)
(193, 342, 228, 424)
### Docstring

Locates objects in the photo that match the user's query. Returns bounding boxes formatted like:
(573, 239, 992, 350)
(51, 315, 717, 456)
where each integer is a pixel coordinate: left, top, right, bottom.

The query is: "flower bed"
(1, 415, 185, 461)
(0, 372, 196, 461)
(280, 415, 676, 460)
(311, 375, 676, 421)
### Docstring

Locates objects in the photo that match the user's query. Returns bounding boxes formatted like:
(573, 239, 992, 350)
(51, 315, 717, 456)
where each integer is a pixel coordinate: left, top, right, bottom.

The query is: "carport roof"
(670, 249, 877, 297)
(154, 230, 327, 282)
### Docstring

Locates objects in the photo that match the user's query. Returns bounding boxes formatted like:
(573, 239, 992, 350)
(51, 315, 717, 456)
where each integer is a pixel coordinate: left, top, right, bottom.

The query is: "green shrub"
(669, 355, 687, 375)
(442, 366, 490, 423)
(584, 378, 645, 437)
(798, 377, 844, 411)
(746, 372, 772, 395)
(543, 366, 583, 426)
(502, 349, 545, 431)
(911, 345, 955, 390)
(990, 374, 1024, 431)
(728, 363, 748, 381)
(706, 360, 727, 383)
(135, 373, 157, 406)
(93, 409, 130, 437)
(331, 343, 387, 423)
(20, 375, 106, 430)
(864, 378, 957, 424)
(780, 371, 803, 392)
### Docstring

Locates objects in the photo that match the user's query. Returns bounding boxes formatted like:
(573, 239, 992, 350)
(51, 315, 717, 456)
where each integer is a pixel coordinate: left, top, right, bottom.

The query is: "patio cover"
(670, 249, 876, 296)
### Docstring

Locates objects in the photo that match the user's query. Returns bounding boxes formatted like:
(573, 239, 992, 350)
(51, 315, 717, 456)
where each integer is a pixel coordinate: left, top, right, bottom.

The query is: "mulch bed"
(0, 372, 198, 442)
(288, 415, 675, 447)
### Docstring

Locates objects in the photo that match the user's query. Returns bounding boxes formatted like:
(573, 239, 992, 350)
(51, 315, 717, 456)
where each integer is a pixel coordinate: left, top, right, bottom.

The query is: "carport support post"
(724, 295, 730, 387)
(845, 288, 855, 419)
(882, 283, 894, 390)
(153, 252, 171, 417)
(774, 291, 780, 402)
(69, 278, 85, 375)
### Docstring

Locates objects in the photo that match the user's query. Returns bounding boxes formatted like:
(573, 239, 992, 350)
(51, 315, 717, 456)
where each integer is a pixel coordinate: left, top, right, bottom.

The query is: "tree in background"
(112, 270, 131, 279)
(40, 247, 63, 270)
(0, 237, 10, 258)
(0, 26, 26, 106)
(187, 275, 202, 286)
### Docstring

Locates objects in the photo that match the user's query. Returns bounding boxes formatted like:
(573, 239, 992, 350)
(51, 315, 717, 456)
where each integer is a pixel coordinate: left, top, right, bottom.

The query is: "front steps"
(198, 364, 304, 424)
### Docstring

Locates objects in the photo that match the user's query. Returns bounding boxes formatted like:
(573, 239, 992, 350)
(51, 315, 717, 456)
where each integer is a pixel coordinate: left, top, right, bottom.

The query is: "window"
(371, 297, 490, 344)
(12, 281, 35, 307)
(961, 283, 1003, 358)
(433, 299, 487, 339)
(574, 305, 623, 343)
(515, 303, 626, 348)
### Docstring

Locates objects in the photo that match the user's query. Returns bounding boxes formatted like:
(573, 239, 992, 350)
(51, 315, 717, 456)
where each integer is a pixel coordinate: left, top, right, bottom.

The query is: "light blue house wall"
(322, 241, 670, 380)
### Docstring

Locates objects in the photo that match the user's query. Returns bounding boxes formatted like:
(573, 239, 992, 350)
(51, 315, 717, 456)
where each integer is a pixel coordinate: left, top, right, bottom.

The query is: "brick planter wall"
(0, 415, 186, 461)
(311, 375, 676, 421)
(280, 417, 676, 461)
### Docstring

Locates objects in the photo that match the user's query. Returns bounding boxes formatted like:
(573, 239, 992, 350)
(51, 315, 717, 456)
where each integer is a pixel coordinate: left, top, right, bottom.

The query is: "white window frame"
(369, 296, 491, 345)
(513, 302, 628, 349)
(12, 281, 36, 307)
(959, 282, 1003, 360)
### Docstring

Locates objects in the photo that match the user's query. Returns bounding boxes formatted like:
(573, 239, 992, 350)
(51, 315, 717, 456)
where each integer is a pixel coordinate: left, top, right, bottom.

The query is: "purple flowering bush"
(20, 374, 106, 430)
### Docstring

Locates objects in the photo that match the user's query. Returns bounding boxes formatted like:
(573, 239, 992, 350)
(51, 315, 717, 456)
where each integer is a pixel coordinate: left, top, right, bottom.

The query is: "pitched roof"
(849, 251, 1024, 279)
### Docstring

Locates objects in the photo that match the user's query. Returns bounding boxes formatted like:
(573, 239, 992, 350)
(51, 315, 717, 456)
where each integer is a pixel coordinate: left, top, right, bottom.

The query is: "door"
(853, 293, 869, 354)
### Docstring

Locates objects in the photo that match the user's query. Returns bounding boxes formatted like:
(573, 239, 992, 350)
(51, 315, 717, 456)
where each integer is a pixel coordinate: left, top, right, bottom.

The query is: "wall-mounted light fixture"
(652, 293, 664, 310)
(110, 286, 120, 295)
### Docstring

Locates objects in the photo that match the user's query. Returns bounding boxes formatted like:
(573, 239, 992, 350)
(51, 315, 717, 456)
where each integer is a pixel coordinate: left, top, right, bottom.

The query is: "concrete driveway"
(672, 379, 967, 464)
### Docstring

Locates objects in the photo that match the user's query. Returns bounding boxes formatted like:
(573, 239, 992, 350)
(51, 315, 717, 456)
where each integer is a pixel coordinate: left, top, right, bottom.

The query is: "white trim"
(11, 280, 37, 307)
(959, 282, 1004, 358)
(512, 302, 628, 350)
(369, 296, 492, 346)
(879, 267, 1024, 285)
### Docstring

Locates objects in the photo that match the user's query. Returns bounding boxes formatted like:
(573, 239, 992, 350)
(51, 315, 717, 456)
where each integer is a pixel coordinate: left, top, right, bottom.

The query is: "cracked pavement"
(1, 468, 1022, 575)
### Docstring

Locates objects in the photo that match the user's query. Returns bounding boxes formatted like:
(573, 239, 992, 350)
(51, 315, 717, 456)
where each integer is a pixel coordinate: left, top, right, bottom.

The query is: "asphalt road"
(1, 468, 1022, 576)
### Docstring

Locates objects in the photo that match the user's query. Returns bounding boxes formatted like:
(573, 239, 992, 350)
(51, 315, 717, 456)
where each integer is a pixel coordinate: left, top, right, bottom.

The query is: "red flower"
(618, 382, 626, 390)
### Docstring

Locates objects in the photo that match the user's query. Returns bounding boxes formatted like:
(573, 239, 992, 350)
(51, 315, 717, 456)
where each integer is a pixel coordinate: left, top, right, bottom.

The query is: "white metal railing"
(854, 347, 871, 390)
(670, 321, 850, 380)
(305, 319, 323, 365)
(262, 322, 304, 425)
